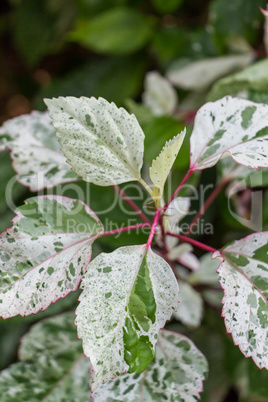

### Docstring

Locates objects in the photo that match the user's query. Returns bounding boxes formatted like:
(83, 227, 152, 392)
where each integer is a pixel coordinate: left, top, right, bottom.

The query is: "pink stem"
(146, 209, 161, 248)
(113, 185, 151, 224)
(164, 169, 194, 212)
(166, 232, 217, 253)
(185, 177, 229, 236)
(102, 223, 151, 237)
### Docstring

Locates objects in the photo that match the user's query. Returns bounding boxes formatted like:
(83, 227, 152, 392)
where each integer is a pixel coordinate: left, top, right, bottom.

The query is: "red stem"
(185, 177, 229, 236)
(113, 185, 151, 224)
(146, 209, 161, 248)
(102, 223, 151, 237)
(166, 232, 217, 253)
(164, 169, 193, 212)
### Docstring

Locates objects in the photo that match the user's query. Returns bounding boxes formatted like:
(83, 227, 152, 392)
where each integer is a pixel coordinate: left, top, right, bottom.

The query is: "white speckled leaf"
(0, 313, 92, 401)
(93, 329, 208, 401)
(44, 96, 145, 186)
(75, 245, 179, 391)
(190, 96, 268, 170)
(173, 281, 203, 328)
(142, 71, 178, 116)
(150, 130, 186, 198)
(0, 196, 103, 318)
(0, 112, 78, 191)
(212, 232, 268, 369)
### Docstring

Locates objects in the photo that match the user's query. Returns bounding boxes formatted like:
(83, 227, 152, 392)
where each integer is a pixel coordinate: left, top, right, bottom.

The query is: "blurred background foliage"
(0, 0, 268, 401)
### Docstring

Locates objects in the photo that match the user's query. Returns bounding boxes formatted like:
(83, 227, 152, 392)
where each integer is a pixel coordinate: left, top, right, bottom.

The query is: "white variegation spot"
(0, 112, 78, 191)
(44, 96, 145, 186)
(149, 130, 186, 200)
(213, 232, 268, 369)
(190, 96, 268, 170)
(142, 71, 178, 116)
(75, 245, 179, 391)
(0, 196, 103, 318)
(93, 329, 208, 401)
(173, 281, 203, 328)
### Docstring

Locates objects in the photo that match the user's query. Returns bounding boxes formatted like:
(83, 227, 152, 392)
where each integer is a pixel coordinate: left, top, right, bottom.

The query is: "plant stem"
(164, 168, 194, 212)
(102, 223, 152, 237)
(184, 177, 229, 236)
(146, 209, 161, 248)
(166, 232, 217, 253)
(113, 185, 151, 224)
(139, 178, 154, 198)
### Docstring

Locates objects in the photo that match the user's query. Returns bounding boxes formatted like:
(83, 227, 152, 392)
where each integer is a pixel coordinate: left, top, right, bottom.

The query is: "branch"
(166, 232, 217, 253)
(163, 169, 193, 212)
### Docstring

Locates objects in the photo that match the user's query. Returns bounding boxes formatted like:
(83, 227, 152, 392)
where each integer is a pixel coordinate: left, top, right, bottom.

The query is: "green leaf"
(212, 232, 268, 369)
(209, 0, 267, 45)
(36, 56, 147, 110)
(70, 7, 154, 55)
(142, 71, 178, 116)
(173, 281, 203, 328)
(149, 130, 186, 199)
(0, 313, 91, 401)
(167, 54, 253, 91)
(151, 0, 184, 14)
(93, 329, 208, 400)
(208, 59, 268, 101)
(0, 196, 103, 318)
(45, 96, 145, 186)
(75, 245, 179, 390)
(190, 96, 268, 170)
(0, 112, 78, 191)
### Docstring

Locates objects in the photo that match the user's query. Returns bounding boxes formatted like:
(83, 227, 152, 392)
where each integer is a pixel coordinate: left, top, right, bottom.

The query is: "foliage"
(0, 0, 268, 401)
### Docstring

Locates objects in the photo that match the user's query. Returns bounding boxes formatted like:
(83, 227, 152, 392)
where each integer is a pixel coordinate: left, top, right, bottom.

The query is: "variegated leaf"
(167, 54, 253, 91)
(212, 232, 268, 369)
(173, 281, 203, 328)
(190, 96, 268, 170)
(0, 196, 103, 318)
(142, 71, 178, 116)
(149, 130, 186, 199)
(75, 245, 179, 390)
(189, 253, 219, 286)
(44, 96, 145, 186)
(93, 329, 208, 401)
(0, 112, 78, 191)
(0, 313, 92, 401)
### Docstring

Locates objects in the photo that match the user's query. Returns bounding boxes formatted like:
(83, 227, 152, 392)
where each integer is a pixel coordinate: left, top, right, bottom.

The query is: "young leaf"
(75, 245, 179, 390)
(142, 71, 178, 116)
(0, 112, 78, 191)
(173, 281, 203, 328)
(213, 232, 268, 369)
(149, 130, 186, 199)
(44, 96, 145, 186)
(93, 329, 208, 401)
(0, 313, 92, 401)
(0, 196, 103, 318)
(190, 96, 268, 170)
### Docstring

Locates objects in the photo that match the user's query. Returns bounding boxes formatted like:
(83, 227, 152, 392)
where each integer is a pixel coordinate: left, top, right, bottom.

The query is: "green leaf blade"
(45, 96, 145, 186)
(0, 196, 103, 318)
(75, 245, 179, 390)
(190, 96, 268, 170)
(213, 232, 268, 369)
